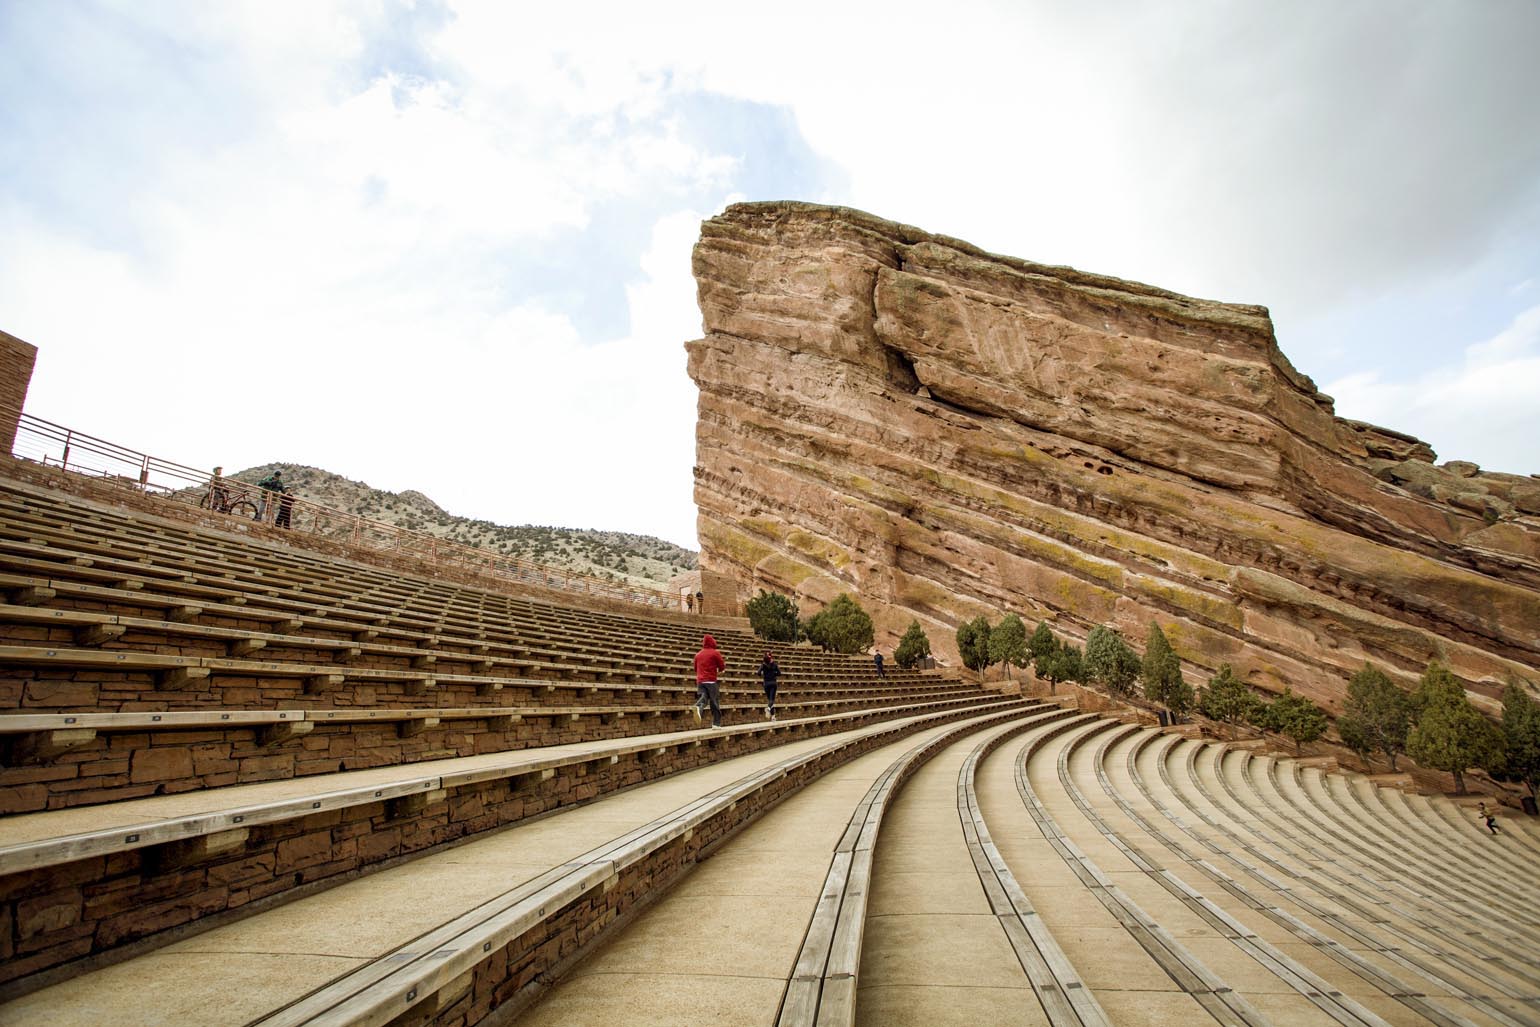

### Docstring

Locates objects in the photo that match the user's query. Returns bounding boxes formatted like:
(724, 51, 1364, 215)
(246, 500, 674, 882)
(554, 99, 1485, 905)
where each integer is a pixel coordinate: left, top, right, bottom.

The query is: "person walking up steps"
(759, 652, 781, 720)
(873, 649, 886, 679)
(692, 634, 726, 729)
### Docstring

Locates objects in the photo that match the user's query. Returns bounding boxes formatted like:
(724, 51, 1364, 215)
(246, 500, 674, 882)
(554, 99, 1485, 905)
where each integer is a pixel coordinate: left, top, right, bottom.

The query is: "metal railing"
(7, 410, 682, 610)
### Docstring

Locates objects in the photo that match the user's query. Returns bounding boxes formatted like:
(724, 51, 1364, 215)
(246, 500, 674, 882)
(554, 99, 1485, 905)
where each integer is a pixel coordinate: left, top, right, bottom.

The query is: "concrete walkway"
(509, 713, 1019, 1027)
(855, 718, 1053, 1027)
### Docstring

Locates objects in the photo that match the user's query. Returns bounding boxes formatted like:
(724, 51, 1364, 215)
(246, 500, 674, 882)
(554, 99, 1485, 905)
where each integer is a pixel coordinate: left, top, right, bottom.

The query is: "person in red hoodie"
(692, 634, 726, 729)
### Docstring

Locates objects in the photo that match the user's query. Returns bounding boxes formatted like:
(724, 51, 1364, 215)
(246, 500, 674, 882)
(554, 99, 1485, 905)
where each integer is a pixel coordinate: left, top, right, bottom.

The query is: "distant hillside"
(229, 464, 697, 589)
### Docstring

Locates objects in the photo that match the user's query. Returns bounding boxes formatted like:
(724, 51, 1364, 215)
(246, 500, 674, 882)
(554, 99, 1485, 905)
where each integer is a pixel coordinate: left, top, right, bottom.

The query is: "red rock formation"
(686, 202, 1540, 713)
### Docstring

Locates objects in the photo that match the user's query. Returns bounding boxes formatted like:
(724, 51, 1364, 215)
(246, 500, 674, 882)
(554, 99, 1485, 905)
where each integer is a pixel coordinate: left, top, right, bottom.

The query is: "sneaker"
(764, 705, 771, 718)
(692, 705, 702, 724)
(711, 723, 723, 730)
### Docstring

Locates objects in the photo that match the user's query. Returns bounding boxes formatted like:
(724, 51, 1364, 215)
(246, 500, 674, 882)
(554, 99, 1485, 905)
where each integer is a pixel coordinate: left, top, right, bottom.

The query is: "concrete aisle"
(855, 719, 1050, 1027)
(0, 724, 885, 1027)
(511, 714, 1015, 1027)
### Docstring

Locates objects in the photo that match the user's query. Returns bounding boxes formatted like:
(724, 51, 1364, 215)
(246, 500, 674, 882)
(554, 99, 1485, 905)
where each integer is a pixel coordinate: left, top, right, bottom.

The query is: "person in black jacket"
(275, 488, 296, 529)
(758, 652, 781, 720)
(256, 470, 284, 522)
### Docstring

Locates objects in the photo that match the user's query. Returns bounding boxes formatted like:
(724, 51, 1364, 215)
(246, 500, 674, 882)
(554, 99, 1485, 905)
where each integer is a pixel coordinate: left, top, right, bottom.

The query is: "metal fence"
(8, 410, 681, 610)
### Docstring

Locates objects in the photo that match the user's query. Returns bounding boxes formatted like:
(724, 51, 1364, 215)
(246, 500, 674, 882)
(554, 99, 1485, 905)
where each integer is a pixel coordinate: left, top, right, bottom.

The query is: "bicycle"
(198, 480, 260, 518)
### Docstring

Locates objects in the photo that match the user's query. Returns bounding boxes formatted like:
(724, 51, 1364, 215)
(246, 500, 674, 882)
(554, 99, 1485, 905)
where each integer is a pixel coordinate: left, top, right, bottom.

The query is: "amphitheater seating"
(3, 469, 1538, 1027)
(0, 473, 1002, 1001)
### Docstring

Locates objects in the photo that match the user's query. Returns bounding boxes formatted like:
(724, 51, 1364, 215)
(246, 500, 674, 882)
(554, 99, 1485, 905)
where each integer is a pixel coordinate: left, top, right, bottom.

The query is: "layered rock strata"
(687, 202, 1540, 713)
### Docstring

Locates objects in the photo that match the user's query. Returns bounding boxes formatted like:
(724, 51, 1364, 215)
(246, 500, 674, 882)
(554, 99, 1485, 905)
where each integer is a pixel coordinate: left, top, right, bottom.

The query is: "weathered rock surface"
(686, 202, 1540, 713)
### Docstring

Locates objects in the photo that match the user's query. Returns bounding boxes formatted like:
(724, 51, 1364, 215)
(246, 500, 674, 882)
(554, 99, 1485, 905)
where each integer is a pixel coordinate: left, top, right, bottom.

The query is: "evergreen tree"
(1198, 664, 1263, 739)
(1084, 625, 1140, 697)
(1335, 663, 1413, 771)
(802, 610, 829, 651)
(1337, 717, 1372, 765)
(1141, 623, 1186, 712)
(1264, 688, 1328, 754)
(1035, 640, 1083, 694)
(1406, 662, 1502, 794)
(988, 614, 1030, 680)
(1499, 680, 1540, 798)
(745, 589, 800, 643)
(956, 617, 994, 677)
(804, 594, 875, 655)
(1027, 621, 1056, 664)
(894, 620, 933, 670)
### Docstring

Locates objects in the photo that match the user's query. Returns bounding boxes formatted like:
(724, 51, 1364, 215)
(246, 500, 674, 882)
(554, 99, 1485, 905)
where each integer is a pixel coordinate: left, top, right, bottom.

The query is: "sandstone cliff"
(687, 202, 1540, 714)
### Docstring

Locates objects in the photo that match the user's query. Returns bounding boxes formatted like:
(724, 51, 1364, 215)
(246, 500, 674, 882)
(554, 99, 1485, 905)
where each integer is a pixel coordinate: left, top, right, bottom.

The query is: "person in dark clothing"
(256, 470, 283, 521)
(692, 634, 726, 728)
(759, 652, 781, 720)
(873, 650, 886, 679)
(1478, 802, 1500, 835)
(275, 488, 295, 529)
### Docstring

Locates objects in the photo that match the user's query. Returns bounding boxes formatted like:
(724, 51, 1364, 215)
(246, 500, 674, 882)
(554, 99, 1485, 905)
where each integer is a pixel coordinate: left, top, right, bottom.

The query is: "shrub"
(894, 620, 932, 669)
(745, 589, 800, 643)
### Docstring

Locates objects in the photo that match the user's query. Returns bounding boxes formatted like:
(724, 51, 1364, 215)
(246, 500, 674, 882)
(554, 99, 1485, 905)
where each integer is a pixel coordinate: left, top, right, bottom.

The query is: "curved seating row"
(0, 471, 998, 1000)
(0, 701, 1035, 1026)
(1104, 730, 1492, 1027)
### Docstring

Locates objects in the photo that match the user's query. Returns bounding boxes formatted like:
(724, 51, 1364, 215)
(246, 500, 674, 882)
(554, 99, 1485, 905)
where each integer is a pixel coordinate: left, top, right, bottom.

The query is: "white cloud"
(3, 0, 1538, 549)
(1326, 304, 1540, 474)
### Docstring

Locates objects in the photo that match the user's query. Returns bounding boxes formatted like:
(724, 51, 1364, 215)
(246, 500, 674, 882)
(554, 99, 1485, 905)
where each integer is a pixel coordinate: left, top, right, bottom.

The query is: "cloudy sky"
(3, 1, 1537, 548)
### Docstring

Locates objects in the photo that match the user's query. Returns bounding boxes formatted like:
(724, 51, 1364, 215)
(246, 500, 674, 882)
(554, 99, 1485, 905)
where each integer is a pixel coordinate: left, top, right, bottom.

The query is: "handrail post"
(61, 430, 72, 471)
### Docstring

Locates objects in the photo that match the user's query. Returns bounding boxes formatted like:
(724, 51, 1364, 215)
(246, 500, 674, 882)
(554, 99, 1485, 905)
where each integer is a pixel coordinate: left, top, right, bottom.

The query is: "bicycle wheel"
(198, 491, 215, 510)
(229, 499, 259, 518)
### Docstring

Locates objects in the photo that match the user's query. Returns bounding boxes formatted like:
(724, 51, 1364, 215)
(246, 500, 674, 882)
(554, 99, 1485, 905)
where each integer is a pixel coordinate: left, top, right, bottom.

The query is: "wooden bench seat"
(0, 695, 1023, 990)
(247, 701, 1041, 1027)
(0, 696, 1019, 874)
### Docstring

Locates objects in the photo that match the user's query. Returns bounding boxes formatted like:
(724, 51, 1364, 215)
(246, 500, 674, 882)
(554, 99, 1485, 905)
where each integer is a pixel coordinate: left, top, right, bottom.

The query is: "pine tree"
(1499, 680, 1540, 798)
(988, 614, 1029, 680)
(1084, 625, 1140, 697)
(1264, 687, 1328, 754)
(1335, 663, 1413, 771)
(1406, 662, 1502, 794)
(894, 620, 933, 669)
(1198, 664, 1263, 740)
(805, 594, 874, 655)
(956, 617, 994, 677)
(1035, 640, 1083, 694)
(1027, 621, 1056, 664)
(1141, 623, 1186, 713)
(745, 589, 799, 643)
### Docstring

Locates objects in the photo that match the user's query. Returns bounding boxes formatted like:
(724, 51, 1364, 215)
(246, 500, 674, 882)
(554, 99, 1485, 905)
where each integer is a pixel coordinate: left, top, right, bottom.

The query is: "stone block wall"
(0, 330, 38, 455)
